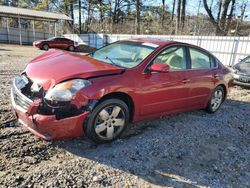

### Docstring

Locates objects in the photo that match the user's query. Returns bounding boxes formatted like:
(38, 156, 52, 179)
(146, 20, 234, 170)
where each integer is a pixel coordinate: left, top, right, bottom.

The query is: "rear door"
(185, 47, 220, 107)
(61, 38, 72, 49)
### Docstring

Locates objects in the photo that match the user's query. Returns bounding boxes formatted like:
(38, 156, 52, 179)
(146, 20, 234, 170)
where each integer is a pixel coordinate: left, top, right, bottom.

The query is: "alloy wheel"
(69, 46, 74, 51)
(94, 105, 125, 140)
(43, 44, 49, 50)
(211, 90, 223, 111)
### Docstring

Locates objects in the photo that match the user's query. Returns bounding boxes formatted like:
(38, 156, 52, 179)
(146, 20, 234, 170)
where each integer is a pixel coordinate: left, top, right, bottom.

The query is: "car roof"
(125, 38, 179, 46)
(124, 38, 217, 59)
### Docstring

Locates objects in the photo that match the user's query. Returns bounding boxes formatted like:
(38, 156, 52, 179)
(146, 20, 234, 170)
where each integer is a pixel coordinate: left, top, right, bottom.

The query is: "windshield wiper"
(105, 55, 116, 65)
(91, 54, 124, 68)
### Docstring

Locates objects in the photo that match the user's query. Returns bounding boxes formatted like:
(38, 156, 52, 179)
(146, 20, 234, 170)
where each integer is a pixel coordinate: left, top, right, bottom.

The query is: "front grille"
(11, 76, 33, 112)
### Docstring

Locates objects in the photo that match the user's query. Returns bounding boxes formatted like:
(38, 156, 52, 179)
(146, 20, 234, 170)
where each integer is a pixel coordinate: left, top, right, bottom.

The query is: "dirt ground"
(0, 44, 250, 188)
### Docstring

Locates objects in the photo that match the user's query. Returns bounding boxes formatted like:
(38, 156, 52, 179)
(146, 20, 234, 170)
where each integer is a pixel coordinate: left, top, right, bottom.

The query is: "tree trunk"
(171, 0, 176, 34)
(161, 0, 165, 27)
(176, 0, 181, 34)
(108, 0, 112, 33)
(78, 0, 81, 33)
(98, 0, 104, 32)
(181, 0, 186, 29)
(86, 2, 91, 32)
(216, 0, 222, 23)
(70, 0, 74, 28)
(224, 0, 235, 34)
(220, 0, 231, 31)
(135, 0, 140, 34)
(63, 0, 71, 33)
(171, 0, 176, 21)
(240, 1, 247, 21)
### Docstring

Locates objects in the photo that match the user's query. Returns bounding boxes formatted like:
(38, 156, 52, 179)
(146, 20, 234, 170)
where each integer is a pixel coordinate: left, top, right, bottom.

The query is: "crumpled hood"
(234, 62, 250, 75)
(25, 49, 124, 90)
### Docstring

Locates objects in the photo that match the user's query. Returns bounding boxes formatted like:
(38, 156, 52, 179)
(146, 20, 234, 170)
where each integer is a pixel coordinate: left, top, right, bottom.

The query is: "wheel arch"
(42, 43, 50, 49)
(216, 83, 227, 101)
(97, 92, 135, 122)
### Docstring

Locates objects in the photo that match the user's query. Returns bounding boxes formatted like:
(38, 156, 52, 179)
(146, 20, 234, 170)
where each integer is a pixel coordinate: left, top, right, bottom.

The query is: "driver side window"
(153, 46, 187, 71)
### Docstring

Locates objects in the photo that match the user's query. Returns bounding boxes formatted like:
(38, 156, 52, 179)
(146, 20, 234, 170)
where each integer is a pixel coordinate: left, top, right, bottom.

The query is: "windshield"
(90, 41, 158, 68)
(47, 37, 56, 41)
(241, 56, 250, 64)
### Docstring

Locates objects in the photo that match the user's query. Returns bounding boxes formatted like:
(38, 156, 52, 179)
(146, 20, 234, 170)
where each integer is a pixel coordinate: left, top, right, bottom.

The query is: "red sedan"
(11, 38, 233, 143)
(33, 37, 79, 51)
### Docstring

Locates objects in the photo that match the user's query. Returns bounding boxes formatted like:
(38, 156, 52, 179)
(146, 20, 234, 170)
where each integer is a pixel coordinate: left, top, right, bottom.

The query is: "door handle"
(213, 74, 220, 78)
(182, 79, 190, 84)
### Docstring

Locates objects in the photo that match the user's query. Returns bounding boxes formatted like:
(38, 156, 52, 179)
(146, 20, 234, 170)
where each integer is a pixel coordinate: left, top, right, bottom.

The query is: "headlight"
(45, 79, 91, 102)
(232, 69, 238, 74)
(233, 73, 240, 79)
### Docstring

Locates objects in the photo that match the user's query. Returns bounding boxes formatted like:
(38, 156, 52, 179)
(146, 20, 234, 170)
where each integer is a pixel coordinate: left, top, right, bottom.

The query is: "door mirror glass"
(149, 63, 170, 73)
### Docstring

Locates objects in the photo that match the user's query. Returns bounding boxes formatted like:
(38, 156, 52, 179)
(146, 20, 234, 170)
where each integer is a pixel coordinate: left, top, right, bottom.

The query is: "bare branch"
(203, 0, 217, 25)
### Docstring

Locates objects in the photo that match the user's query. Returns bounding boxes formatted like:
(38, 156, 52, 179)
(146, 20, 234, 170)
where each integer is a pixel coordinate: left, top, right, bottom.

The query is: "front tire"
(206, 86, 225, 113)
(84, 99, 129, 143)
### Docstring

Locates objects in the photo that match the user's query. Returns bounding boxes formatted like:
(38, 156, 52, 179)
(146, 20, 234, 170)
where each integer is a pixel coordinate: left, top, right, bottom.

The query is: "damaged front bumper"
(11, 76, 90, 140)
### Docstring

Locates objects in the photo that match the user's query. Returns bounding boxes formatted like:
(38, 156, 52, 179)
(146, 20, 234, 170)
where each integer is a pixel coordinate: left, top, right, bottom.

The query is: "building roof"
(0, 5, 72, 22)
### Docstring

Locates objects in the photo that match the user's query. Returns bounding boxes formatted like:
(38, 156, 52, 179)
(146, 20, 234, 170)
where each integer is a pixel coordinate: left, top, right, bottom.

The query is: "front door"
(52, 38, 65, 49)
(139, 46, 191, 116)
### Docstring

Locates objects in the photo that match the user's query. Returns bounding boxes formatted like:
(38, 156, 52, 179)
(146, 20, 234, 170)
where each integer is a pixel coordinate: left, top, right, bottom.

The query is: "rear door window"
(189, 48, 213, 69)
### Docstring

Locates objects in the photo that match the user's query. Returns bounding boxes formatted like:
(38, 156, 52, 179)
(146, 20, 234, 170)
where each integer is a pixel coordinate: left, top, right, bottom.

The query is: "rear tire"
(42, 44, 49, 51)
(206, 86, 225, 113)
(68, 45, 75, 51)
(84, 99, 129, 144)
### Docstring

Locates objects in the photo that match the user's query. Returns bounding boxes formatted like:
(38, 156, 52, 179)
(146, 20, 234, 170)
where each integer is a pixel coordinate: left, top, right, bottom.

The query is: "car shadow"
(53, 98, 250, 187)
(236, 84, 250, 89)
(0, 48, 11, 51)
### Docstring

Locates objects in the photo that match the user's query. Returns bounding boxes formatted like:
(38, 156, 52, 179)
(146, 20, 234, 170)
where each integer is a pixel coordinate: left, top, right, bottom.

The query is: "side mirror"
(149, 63, 170, 73)
(238, 58, 242, 63)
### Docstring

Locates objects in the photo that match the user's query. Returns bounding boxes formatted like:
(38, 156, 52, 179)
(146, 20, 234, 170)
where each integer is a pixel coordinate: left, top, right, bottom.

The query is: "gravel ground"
(0, 44, 250, 188)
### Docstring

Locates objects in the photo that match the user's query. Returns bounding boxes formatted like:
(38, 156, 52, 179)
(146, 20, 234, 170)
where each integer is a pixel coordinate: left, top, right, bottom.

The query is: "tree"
(70, 0, 74, 27)
(161, 0, 165, 27)
(203, 0, 236, 35)
(171, 0, 176, 22)
(171, 0, 176, 34)
(135, 0, 140, 34)
(181, 0, 186, 29)
(176, 0, 186, 34)
(176, 0, 181, 34)
(240, 1, 247, 21)
(79, 0, 81, 33)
